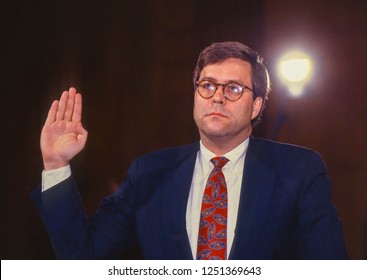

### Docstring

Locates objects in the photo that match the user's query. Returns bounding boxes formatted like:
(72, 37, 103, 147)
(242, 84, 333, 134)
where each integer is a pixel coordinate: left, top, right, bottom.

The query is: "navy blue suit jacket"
(32, 137, 348, 259)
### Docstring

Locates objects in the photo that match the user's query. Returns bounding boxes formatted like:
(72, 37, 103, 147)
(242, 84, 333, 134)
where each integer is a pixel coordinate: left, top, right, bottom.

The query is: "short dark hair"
(193, 41, 271, 126)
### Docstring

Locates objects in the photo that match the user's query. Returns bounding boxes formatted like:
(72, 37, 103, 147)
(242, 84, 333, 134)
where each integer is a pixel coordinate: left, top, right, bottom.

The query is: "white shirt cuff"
(42, 165, 72, 192)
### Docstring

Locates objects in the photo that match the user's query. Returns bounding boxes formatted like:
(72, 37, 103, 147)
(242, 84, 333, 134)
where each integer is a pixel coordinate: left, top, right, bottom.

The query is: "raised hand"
(41, 87, 88, 170)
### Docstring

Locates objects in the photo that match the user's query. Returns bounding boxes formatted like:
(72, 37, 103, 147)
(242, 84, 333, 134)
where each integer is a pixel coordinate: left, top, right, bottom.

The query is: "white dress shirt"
(42, 139, 249, 259)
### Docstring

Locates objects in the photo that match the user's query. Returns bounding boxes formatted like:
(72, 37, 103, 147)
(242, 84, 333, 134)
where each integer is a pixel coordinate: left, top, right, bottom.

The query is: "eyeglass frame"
(195, 79, 255, 101)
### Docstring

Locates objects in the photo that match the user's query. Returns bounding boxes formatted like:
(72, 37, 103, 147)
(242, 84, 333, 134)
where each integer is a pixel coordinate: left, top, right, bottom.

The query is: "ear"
(251, 97, 263, 120)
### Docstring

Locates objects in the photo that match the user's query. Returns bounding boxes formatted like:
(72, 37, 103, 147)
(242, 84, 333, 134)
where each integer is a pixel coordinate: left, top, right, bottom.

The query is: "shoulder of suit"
(249, 137, 326, 174)
(250, 137, 321, 158)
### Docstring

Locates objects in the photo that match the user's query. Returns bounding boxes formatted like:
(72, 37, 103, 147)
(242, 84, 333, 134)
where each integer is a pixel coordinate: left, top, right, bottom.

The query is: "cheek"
(193, 97, 205, 115)
(193, 98, 202, 122)
(234, 103, 254, 121)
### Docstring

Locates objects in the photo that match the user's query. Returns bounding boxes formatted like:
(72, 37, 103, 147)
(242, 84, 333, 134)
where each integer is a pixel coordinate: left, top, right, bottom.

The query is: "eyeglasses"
(195, 80, 254, 101)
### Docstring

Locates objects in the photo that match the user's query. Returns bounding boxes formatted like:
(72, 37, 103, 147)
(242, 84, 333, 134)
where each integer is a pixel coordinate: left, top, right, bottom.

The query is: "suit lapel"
(229, 137, 276, 259)
(159, 143, 199, 259)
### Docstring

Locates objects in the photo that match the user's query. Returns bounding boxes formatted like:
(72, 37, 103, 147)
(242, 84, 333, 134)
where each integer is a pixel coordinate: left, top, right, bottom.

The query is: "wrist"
(43, 159, 69, 171)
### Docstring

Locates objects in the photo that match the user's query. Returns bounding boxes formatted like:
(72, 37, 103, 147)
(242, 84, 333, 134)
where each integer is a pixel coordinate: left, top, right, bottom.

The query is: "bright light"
(280, 58, 311, 83)
(277, 51, 313, 97)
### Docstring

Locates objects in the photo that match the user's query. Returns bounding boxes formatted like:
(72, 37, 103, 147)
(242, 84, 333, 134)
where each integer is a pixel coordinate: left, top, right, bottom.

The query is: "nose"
(212, 85, 226, 104)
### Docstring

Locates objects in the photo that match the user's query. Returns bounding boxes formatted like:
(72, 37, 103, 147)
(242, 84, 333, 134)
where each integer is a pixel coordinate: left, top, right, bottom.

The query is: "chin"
(201, 128, 230, 138)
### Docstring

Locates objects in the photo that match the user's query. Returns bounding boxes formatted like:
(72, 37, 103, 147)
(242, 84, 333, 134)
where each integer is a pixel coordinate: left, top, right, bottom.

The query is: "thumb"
(76, 122, 88, 143)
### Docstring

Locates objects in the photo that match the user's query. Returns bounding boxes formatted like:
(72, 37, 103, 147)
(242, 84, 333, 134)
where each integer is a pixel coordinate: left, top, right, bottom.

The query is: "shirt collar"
(199, 138, 249, 169)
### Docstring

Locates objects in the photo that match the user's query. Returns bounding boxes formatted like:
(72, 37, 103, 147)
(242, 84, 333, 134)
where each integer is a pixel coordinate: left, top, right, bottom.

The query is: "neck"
(200, 132, 251, 156)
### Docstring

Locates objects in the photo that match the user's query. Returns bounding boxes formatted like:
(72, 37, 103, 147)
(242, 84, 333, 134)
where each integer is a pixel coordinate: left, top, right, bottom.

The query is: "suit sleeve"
(296, 152, 348, 259)
(31, 160, 140, 259)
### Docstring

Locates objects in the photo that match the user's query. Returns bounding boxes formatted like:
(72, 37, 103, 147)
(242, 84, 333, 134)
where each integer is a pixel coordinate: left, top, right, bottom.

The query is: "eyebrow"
(200, 76, 245, 86)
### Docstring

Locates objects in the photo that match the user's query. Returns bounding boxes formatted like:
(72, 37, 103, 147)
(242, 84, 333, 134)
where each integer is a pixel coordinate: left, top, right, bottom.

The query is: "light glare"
(280, 58, 311, 83)
(277, 51, 314, 97)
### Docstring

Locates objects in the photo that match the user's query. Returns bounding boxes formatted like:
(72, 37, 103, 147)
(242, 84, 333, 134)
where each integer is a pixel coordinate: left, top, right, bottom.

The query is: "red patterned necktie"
(196, 156, 229, 260)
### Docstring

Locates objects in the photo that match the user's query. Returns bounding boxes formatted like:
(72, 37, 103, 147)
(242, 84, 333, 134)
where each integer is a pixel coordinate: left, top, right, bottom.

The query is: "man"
(32, 41, 348, 259)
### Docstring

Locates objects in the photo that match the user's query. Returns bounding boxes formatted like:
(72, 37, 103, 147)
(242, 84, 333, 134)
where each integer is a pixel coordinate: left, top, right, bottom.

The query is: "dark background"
(1, 0, 366, 259)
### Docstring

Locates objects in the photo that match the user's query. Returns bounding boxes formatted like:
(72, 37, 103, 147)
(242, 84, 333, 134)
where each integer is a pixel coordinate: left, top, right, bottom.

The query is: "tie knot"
(211, 156, 229, 169)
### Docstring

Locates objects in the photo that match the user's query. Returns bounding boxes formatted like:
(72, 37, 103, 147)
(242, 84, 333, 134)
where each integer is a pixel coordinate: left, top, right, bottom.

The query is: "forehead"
(199, 58, 252, 83)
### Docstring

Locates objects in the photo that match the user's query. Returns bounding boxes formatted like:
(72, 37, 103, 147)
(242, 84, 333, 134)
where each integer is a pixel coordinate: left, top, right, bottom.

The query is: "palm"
(41, 88, 88, 170)
(42, 121, 84, 161)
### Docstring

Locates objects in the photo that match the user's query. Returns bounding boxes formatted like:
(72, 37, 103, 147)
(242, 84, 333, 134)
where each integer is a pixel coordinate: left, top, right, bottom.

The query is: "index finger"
(44, 100, 59, 125)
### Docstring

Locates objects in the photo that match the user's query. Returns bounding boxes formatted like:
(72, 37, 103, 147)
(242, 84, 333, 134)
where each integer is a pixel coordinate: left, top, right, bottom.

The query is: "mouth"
(206, 112, 227, 118)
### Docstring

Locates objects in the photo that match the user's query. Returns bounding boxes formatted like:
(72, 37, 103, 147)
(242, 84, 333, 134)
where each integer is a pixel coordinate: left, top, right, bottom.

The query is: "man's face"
(193, 58, 262, 145)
